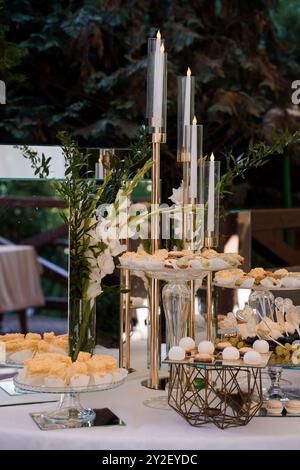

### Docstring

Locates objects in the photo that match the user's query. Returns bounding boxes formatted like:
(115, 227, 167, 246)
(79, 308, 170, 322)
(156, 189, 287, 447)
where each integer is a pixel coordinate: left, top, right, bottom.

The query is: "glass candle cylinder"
(183, 123, 203, 200)
(183, 123, 204, 249)
(202, 159, 220, 248)
(146, 36, 167, 139)
(177, 73, 195, 162)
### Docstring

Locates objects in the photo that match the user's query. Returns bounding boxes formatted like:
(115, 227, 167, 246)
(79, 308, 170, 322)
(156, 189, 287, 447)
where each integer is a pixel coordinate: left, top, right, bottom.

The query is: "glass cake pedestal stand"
(122, 266, 209, 410)
(214, 282, 300, 403)
(13, 376, 126, 429)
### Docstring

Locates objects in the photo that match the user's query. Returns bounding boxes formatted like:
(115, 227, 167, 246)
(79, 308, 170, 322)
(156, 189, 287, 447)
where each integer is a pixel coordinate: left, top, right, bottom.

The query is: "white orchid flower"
(169, 183, 183, 205)
(106, 239, 127, 257)
(87, 282, 102, 300)
(97, 252, 115, 276)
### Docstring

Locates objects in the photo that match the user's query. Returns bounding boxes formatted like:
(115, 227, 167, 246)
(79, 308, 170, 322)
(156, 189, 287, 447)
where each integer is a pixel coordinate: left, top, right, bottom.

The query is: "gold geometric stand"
(168, 363, 263, 429)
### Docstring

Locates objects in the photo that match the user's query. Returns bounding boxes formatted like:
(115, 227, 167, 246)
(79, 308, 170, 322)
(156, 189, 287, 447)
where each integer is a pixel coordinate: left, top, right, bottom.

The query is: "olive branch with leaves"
(19, 130, 152, 301)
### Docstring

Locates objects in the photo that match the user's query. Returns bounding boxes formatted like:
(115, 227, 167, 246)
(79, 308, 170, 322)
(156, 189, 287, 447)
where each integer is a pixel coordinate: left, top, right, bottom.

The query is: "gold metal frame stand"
(168, 363, 263, 429)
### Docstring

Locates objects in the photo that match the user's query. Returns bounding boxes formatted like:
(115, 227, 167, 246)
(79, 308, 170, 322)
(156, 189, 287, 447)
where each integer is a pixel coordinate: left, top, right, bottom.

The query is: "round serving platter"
(213, 282, 300, 291)
(119, 265, 213, 282)
(0, 360, 24, 369)
(13, 373, 127, 394)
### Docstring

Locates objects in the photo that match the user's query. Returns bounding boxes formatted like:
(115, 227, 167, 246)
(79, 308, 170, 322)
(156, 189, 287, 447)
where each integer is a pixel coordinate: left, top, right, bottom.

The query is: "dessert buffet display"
(164, 330, 300, 424)
(14, 352, 127, 427)
(214, 268, 300, 290)
(0, 332, 68, 366)
(217, 300, 300, 363)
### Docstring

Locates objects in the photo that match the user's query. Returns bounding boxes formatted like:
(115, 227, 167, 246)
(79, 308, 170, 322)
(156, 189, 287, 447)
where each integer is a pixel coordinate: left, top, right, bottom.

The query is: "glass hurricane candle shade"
(177, 76, 195, 162)
(162, 281, 190, 349)
(248, 290, 287, 401)
(182, 123, 204, 250)
(146, 38, 167, 138)
(248, 290, 275, 323)
(202, 160, 220, 247)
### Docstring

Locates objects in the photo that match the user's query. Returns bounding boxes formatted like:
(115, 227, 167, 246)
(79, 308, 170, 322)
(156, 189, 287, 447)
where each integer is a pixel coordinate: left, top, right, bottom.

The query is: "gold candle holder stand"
(179, 152, 196, 340)
(204, 232, 217, 341)
(141, 130, 168, 390)
(119, 261, 135, 373)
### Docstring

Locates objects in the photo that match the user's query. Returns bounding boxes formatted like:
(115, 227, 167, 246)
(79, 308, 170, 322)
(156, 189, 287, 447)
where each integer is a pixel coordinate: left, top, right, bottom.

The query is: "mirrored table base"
(31, 408, 126, 430)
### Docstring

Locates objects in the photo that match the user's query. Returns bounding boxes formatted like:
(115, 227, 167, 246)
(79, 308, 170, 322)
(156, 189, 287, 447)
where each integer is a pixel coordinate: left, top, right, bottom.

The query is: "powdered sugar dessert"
(0, 332, 69, 364)
(214, 266, 300, 289)
(15, 352, 127, 390)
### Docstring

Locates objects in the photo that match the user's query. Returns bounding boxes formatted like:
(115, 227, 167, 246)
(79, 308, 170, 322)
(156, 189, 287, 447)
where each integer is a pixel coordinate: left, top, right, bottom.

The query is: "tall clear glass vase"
(68, 297, 96, 361)
(67, 222, 97, 361)
(162, 280, 190, 349)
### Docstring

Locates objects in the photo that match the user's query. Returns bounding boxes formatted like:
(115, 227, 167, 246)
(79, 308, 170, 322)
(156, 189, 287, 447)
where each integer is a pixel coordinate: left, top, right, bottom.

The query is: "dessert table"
(0, 245, 44, 313)
(1, 351, 300, 450)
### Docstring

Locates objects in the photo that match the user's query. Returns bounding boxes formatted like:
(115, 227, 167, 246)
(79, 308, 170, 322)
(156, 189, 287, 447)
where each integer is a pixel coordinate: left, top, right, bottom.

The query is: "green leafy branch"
(19, 130, 152, 300)
(219, 130, 300, 201)
(17, 146, 51, 178)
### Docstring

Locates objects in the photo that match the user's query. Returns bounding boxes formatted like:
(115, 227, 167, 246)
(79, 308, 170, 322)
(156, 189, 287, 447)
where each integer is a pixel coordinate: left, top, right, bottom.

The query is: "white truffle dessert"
(168, 346, 185, 361)
(179, 337, 195, 352)
(198, 340, 214, 355)
(243, 350, 262, 365)
(222, 346, 240, 362)
(253, 339, 269, 354)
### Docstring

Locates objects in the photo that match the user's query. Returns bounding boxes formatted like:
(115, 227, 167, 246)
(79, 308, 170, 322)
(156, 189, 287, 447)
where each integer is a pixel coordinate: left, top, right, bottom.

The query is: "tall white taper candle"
(190, 116, 197, 198)
(153, 30, 164, 128)
(207, 152, 215, 233)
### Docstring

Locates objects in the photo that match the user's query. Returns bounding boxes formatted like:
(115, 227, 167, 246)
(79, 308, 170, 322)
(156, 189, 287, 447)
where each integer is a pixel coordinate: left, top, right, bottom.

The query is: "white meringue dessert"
(179, 337, 195, 351)
(198, 340, 215, 355)
(168, 346, 185, 361)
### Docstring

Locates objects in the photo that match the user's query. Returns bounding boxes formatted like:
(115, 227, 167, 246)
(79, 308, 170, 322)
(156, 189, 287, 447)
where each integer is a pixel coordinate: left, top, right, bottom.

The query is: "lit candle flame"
(192, 116, 197, 125)
(210, 152, 215, 162)
(156, 30, 161, 39)
(160, 44, 165, 53)
(187, 67, 191, 76)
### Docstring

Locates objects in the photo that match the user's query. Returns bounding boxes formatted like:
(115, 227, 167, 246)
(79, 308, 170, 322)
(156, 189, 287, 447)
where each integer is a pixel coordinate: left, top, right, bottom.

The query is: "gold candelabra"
(180, 155, 196, 340)
(144, 130, 167, 390)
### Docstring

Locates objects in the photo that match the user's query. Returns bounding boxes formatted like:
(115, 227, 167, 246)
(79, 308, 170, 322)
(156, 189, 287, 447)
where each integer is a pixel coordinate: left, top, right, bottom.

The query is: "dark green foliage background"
(1, 0, 300, 339)
(1, 0, 300, 207)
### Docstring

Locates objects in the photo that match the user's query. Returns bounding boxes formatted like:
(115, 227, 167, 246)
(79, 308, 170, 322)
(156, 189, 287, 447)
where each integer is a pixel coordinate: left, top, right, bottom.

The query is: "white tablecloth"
(1, 371, 300, 450)
(0, 245, 44, 312)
